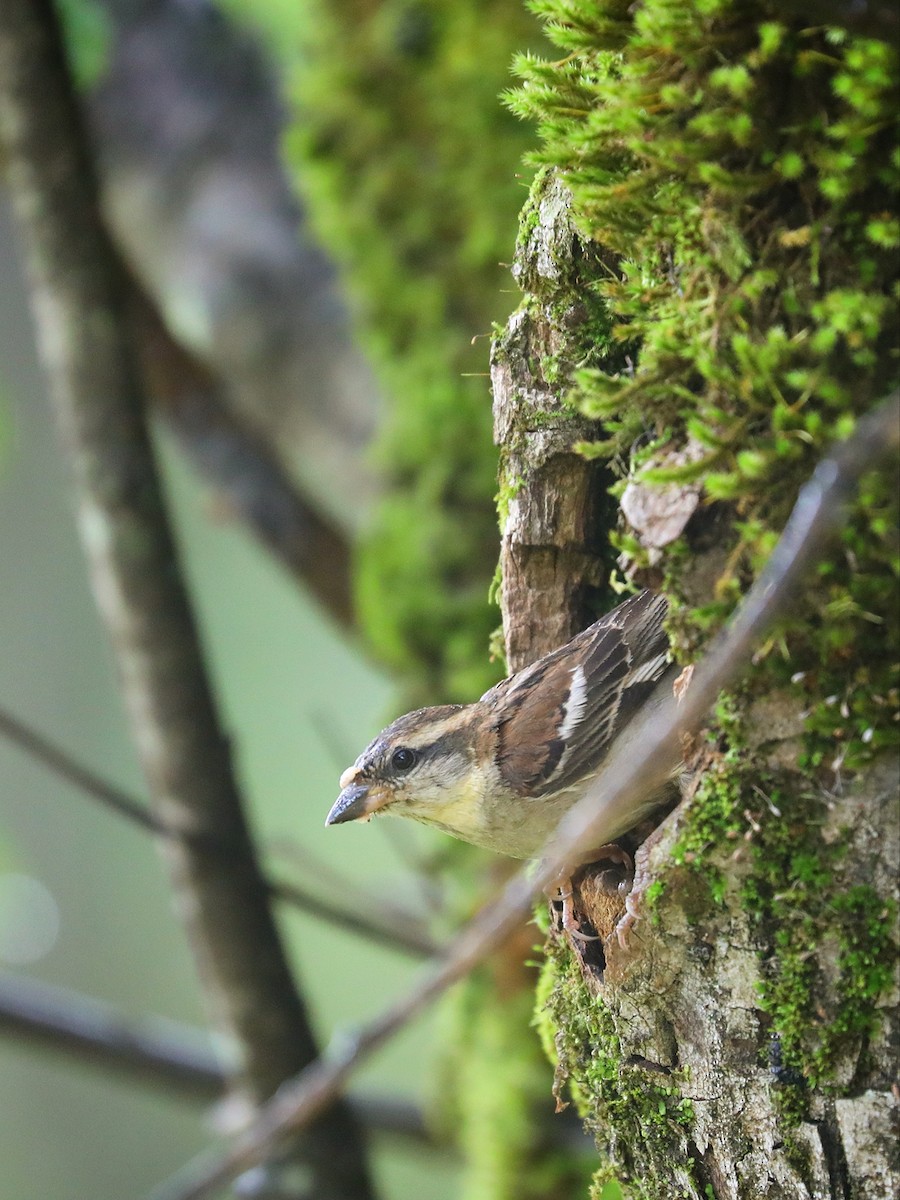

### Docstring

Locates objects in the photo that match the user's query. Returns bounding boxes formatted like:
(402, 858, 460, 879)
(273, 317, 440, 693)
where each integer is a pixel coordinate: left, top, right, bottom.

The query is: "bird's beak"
(326, 778, 391, 826)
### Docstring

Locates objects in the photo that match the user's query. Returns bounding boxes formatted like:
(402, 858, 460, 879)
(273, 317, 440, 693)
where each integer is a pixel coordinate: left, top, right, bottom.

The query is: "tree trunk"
(492, 170, 899, 1200)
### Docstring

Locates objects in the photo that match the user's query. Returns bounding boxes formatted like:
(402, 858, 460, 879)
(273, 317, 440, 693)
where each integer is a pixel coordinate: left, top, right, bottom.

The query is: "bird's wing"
(489, 590, 672, 796)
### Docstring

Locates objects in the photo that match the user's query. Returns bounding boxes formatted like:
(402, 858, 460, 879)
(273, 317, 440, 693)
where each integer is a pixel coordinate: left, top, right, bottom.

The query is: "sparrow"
(326, 590, 679, 937)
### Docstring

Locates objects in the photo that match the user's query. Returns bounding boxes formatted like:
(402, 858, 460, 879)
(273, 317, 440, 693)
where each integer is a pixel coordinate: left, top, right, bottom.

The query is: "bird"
(326, 589, 680, 938)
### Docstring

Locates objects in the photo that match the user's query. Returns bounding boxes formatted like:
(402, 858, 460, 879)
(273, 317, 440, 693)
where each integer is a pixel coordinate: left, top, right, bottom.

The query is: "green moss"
(535, 936, 699, 1198)
(495, 474, 525, 531)
(643, 878, 666, 916)
(753, 869, 898, 1091)
(57, 0, 112, 89)
(671, 731, 897, 1096)
(637, 662, 896, 1141)
(672, 755, 745, 868)
(505, 0, 898, 758)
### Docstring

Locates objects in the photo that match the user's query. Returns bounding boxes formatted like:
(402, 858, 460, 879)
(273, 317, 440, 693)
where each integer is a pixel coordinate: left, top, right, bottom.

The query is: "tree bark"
(492, 172, 899, 1200)
(491, 175, 616, 672)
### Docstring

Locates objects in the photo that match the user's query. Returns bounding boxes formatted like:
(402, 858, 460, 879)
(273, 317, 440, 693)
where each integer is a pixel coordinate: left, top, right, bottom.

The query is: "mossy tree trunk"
(491, 5, 899, 1192)
(493, 163, 898, 1200)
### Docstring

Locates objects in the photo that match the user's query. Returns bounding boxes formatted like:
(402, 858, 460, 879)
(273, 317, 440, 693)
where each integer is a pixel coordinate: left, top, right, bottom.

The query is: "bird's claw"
(556, 884, 601, 942)
(615, 889, 642, 950)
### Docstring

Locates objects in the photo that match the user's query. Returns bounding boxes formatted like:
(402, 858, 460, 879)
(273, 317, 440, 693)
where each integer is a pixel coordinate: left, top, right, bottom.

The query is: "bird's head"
(325, 703, 485, 832)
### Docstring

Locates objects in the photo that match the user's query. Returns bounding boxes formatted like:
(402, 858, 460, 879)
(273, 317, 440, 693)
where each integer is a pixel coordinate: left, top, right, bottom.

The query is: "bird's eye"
(391, 747, 418, 772)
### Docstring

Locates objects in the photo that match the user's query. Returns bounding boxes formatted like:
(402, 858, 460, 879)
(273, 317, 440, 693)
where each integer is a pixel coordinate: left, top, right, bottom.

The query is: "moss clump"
(57, 0, 112, 88)
(664, 667, 896, 1094)
(746, 807, 898, 1094)
(671, 721, 897, 1100)
(665, 694, 752, 907)
(281, 0, 549, 701)
(535, 935, 698, 1198)
(506, 0, 899, 759)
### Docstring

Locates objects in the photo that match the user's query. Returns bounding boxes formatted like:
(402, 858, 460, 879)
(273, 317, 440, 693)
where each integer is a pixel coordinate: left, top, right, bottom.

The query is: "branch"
(0, 971, 592, 1153)
(134, 295, 355, 628)
(0, 704, 159, 834)
(146, 394, 899, 1200)
(0, 973, 431, 1143)
(0, 704, 437, 958)
(271, 876, 436, 958)
(0, 972, 223, 1101)
(0, 5, 375, 1198)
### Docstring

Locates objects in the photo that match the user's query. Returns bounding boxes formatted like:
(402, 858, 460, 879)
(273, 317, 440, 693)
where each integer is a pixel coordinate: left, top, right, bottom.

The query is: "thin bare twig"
(271, 877, 436, 957)
(0, 706, 161, 834)
(0, 705, 437, 958)
(146, 394, 899, 1200)
(0, 4, 375, 1197)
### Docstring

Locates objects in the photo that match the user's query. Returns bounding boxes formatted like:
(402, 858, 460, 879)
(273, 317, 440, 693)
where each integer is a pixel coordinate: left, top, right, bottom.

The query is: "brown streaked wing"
(492, 659, 575, 794)
(493, 591, 671, 797)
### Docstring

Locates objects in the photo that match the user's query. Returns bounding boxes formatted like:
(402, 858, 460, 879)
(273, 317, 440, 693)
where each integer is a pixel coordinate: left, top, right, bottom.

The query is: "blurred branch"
(146, 394, 899, 1200)
(0, 705, 159, 833)
(0, 4, 375, 1199)
(0, 704, 437, 958)
(0, 973, 432, 1143)
(135, 295, 355, 628)
(0, 972, 224, 1101)
(272, 874, 436, 958)
(0, 971, 592, 1154)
